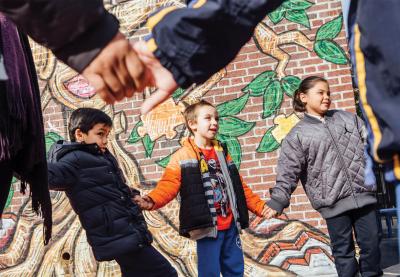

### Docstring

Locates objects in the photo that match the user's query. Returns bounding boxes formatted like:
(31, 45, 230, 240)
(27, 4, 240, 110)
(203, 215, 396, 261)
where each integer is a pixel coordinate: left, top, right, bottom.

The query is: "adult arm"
(147, 0, 284, 87)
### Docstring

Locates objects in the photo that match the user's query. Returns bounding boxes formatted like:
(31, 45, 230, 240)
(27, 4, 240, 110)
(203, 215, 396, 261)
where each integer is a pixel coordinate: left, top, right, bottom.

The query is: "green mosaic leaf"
(218, 116, 255, 137)
(281, 75, 301, 97)
(217, 93, 249, 117)
(314, 39, 348, 65)
(218, 134, 242, 168)
(242, 71, 276, 97)
(268, 6, 285, 24)
(142, 135, 155, 158)
(257, 127, 280, 153)
(45, 131, 63, 153)
(263, 80, 284, 118)
(128, 121, 144, 144)
(283, 0, 313, 10)
(156, 153, 172, 168)
(316, 14, 343, 41)
(4, 184, 14, 210)
(285, 9, 310, 29)
(172, 88, 186, 101)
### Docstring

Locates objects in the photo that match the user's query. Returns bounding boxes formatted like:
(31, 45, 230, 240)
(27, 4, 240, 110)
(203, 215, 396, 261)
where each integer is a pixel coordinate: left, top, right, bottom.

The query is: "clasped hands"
(82, 32, 177, 115)
(133, 194, 280, 220)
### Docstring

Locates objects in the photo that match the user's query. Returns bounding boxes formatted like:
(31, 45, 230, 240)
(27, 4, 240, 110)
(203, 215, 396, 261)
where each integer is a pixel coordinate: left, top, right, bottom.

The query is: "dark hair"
(183, 100, 215, 134)
(293, 76, 328, 112)
(68, 108, 112, 142)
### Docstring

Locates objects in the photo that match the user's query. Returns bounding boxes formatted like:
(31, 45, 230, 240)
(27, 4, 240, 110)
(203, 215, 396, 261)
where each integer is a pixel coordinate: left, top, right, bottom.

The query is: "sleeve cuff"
(267, 198, 286, 214)
(153, 48, 192, 88)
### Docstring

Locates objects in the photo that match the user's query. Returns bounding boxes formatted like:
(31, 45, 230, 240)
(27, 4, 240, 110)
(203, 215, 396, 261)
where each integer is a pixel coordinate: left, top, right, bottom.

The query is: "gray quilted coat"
(267, 110, 377, 219)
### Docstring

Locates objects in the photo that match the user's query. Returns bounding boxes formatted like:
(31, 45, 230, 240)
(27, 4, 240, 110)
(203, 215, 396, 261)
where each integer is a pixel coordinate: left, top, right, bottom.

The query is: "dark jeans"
(0, 160, 13, 216)
(326, 205, 383, 277)
(115, 245, 177, 277)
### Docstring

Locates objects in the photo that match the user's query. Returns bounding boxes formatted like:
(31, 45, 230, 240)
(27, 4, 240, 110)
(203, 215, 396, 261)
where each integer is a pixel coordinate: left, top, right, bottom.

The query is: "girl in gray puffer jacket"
(265, 76, 382, 277)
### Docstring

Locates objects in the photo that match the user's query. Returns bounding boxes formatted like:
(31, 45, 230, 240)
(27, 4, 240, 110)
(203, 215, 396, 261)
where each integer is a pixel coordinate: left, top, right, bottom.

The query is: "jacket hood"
(47, 140, 103, 162)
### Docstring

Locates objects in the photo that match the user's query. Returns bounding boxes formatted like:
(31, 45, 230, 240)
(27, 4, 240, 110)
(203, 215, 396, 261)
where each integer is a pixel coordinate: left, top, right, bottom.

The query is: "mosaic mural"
(0, 0, 351, 276)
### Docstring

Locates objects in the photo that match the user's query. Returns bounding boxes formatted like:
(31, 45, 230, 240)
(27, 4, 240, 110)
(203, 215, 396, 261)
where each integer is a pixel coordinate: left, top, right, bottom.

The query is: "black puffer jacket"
(47, 141, 152, 261)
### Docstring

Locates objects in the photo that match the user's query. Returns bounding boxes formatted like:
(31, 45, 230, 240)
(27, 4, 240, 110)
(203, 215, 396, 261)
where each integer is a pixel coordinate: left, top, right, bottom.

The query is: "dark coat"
(147, 0, 284, 87)
(48, 141, 152, 261)
(0, 1, 119, 72)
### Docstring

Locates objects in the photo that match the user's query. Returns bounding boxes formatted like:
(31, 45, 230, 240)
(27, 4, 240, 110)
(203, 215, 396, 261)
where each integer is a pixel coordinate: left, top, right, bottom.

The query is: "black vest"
(178, 146, 249, 237)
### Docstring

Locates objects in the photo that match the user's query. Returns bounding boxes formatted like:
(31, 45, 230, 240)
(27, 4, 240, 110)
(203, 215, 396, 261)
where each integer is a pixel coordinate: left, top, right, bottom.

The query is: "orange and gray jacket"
(267, 110, 377, 219)
(146, 0, 284, 88)
(147, 138, 265, 238)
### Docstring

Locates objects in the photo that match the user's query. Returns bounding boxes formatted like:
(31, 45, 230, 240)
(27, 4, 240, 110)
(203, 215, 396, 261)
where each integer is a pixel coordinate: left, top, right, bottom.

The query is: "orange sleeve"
(147, 153, 181, 209)
(226, 153, 265, 217)
(241, 175, 265, 217)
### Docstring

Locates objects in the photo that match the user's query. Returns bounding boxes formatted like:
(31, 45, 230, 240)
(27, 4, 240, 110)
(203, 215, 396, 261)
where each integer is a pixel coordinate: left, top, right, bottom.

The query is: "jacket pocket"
(102, 205, 113, 235)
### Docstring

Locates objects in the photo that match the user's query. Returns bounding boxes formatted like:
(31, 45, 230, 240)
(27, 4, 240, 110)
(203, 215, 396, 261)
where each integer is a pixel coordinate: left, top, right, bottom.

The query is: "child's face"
(189, 105, 219, 141)
(300, 81, 331, 116)
(75, 123, 111, 152)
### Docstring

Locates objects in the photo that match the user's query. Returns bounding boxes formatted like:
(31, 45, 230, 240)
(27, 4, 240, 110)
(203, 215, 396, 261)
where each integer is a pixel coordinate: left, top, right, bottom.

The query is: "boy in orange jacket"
(136, 100, 269, 277)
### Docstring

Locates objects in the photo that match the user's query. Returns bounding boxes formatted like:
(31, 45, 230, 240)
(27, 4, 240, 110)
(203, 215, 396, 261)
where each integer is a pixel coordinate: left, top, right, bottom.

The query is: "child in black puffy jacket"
(47, 108, 177, 277)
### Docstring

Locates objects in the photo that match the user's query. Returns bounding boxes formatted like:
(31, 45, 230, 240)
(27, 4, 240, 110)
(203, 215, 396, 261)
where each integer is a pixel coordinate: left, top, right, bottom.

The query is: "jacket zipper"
(324, 121, 359, 207)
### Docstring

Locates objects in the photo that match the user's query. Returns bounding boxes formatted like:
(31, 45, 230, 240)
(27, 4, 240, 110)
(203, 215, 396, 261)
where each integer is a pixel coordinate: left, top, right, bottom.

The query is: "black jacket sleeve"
(148, 0, 284, 87)
(0, 0, 119, 72)
(47, 159, 79, 191)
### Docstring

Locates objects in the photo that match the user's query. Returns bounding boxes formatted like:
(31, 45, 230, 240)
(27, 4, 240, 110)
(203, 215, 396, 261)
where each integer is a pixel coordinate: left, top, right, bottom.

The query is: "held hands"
(82, 32, 146, 104)
(261, 203, 278, 219)
(82, 33, 178, 114)
(133, 41, 178, 115)
(132, 195, 155, 210)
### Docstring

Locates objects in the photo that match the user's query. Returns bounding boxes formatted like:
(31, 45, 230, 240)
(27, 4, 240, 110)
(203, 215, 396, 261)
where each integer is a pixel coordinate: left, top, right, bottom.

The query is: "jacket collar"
(303, 110, 335, 124)
(182, 137, 223, 160)
(49, 140, 105, 161)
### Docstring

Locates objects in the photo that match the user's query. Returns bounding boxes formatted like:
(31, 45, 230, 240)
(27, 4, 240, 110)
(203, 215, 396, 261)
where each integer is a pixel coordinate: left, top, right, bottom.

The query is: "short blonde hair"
(183, 100, 215, 134)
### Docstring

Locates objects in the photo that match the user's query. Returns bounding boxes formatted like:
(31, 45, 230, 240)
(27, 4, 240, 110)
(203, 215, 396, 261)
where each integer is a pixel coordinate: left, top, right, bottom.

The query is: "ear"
(74, 128, 85, 143)
(187, 119, 197, 132)
(299, 92, 307, 105)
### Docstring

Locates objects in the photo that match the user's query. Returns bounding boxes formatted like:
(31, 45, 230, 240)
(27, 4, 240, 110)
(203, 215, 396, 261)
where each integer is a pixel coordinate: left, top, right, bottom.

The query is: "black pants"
(115, 245, 178, 277)
(0, 160, 13, 216)
(326, 205, 383, 277)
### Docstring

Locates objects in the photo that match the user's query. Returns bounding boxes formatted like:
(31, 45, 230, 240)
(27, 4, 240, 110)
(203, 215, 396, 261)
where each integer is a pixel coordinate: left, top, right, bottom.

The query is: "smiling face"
(299, 80, 331, 116)
(187, 105, 219, 147)
(75, 123, 111, 152)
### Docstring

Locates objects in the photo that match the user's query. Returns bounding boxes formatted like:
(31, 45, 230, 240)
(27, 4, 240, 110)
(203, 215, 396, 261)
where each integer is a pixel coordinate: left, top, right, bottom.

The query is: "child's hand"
(133, 41, 178, 115)
(262, 204, 278, 219)
(133, 195, 154, 210)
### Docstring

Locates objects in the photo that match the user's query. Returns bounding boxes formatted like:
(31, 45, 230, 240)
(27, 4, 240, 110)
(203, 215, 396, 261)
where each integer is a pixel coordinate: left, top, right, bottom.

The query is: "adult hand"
(133, 41, 178, 115)
(82, 32, 145, 104)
